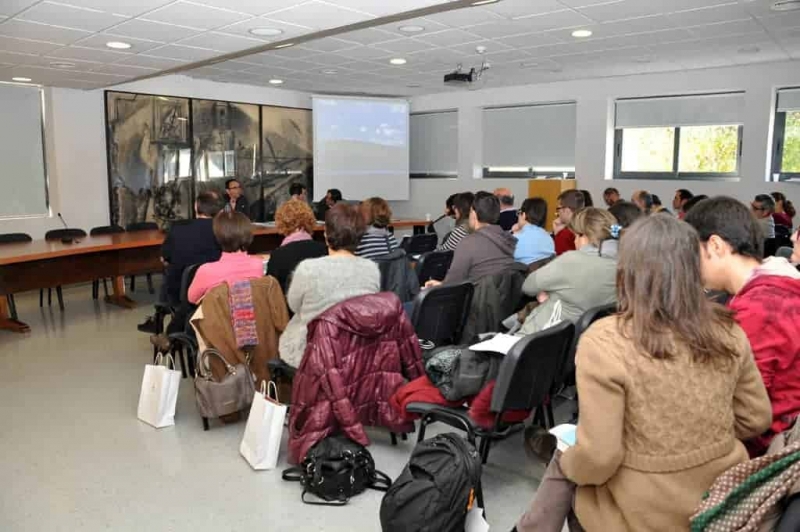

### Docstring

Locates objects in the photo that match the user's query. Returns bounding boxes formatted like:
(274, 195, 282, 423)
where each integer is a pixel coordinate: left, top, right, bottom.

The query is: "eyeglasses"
(751, 203, 765, 211)
(228, 185, 241, 190)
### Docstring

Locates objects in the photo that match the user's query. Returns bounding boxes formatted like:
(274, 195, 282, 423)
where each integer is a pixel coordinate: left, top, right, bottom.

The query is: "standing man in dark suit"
(224, 178, 249, 218)
(494, 187, 517, 231)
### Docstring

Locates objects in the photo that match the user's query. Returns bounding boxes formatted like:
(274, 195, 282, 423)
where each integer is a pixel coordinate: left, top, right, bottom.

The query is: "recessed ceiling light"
(249, 27, 284, 37)
(106, 41, 132, 50)
(390, 58, 407, 65)
(398, 25, 425, 33)
(471, 0, 500, 5)
(274, 42, 294, 49)
(269, 79, 284, 85)
(738, 45, 761, 54)
(49, 61, 76, 69)
(772, 0, 800, 11)
(12, 77, 32, 82)
(321, 69, 338, 75)
(571, 29, 592, 38)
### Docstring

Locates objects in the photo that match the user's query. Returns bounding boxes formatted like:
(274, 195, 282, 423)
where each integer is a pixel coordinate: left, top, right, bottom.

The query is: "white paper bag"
(137, 354, 181, 429)
(240, 381, 287, 470)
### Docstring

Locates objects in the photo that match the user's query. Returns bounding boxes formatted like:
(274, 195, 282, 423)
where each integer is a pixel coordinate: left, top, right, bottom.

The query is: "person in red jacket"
(553, 189, 585, 255)
(686, 196, 800, 456)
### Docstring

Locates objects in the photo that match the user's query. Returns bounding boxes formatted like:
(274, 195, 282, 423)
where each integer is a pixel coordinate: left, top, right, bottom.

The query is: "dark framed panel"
(482, 168, 576, 179)
(772, 110, 800, 182)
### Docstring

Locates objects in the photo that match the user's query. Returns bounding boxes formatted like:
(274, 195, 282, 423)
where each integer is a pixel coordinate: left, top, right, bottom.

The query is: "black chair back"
(490, 321, 576, 413)
(45, 228, 86, 241)
(0, 232, 33, 244)
(180, 264, 203, 305)
(416, 250, 454, 284)
(90, 225, 125, 236)
(375, 249, 420, 303)
(411, 282, 474, 346)
(126, 222, 159, 232)
(776, 224, 792, 238)
(559, 303, 617, 386)
(401, 233, 438, 255)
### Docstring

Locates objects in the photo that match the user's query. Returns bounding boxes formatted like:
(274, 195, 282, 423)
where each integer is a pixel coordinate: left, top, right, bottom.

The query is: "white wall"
(0, 75, 310, 239)
(390, 60, 800, 219)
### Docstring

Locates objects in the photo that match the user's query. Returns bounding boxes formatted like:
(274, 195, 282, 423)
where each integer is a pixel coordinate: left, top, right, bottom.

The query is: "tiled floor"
(0, 282, 569, 532)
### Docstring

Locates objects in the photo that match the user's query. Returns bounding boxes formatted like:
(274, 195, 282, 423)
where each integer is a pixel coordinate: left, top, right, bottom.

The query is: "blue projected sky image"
(315, 98, 408, 147)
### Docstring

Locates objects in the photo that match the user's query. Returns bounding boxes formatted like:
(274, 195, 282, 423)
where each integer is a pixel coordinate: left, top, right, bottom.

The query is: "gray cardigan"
(520, 240, 618, 335)
(279, 255, 380, 367)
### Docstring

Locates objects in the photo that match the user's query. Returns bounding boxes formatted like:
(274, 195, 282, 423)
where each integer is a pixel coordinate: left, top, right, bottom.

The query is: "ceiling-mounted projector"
(444, 68, 477, 85)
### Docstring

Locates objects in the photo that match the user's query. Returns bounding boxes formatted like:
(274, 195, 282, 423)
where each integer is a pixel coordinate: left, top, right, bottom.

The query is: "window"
(0, 84, 48, 218)
(772, 88, 800, 181)
(410, 111, 458, 178)
(614, 93, 744, 180)
(482, 103, 576, 178)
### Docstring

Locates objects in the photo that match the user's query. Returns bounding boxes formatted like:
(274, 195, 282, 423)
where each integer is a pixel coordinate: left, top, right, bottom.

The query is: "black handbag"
(282, 436, 392, 506)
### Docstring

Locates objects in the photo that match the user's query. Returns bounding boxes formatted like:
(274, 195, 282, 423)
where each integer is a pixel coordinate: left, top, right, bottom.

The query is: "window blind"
(410, 111, 458, 177)
(615, 92, 745, 128)
(777, 88, 800, 113)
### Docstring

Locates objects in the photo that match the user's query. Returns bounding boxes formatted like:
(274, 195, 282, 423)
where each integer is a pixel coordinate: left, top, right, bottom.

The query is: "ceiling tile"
(757, 11, 800, 32)
(482, 0, 570, 19)
(664, 3, 752, 27)
(47, 45, 132, 63)
(177, 31, 264, 53)
(22, 54, 100, 72)
(297, 52, 359, 66)
(335, 59, 384, 71)
(146, 44, 219, 61)
(325, 0, 443, 17)
(203, 59, 254, 71)
(512, 9, 594, 32)
(73, 33, 163, 53)
(268, 1, 374, 30)
(18, 2, 126, 32)
(378, 16, 450, 37)
(106, 19, 200, 43)
(297, 37, 360, 53)
(372, 37, 433, 54)
(0, 0, 39, 18)
(0, 35, 61, 55)
(334, 27, 397, 45)
(91, 62, 159, 76)
(191, 0, 304, 16)
(686, 18, 766, 39)
(465, 21, 534, 38)
(0, 49, 37, 65)
(0, 19, 91, 45)
(116, 54, 185, 69)
(495, 31, 565, 48)
(332, 45, 392, 60)
(576, 0, 737, 23)
(557, 0, 626, 6)
(215, 17, 311, 40)
(422, 6, 504, 28)
(268, 45, 320, 59)
(480, 48, 534, 64)
(448, 39, 513, 55)
(407, 47, 468, 63)
(142, 1, 252, 30)
(54, 0, 174, 18)
(416, 29, 484, 46)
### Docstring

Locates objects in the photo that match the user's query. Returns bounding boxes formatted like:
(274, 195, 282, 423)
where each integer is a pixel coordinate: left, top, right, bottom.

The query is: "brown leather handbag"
(194, 349, 255, 427)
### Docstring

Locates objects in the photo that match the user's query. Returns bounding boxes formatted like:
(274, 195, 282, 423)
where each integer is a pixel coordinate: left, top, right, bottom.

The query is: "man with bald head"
(494, 187, 517, 231)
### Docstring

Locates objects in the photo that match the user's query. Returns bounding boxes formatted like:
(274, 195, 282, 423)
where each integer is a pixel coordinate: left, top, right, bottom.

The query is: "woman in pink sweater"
(187, 211, 263, 304)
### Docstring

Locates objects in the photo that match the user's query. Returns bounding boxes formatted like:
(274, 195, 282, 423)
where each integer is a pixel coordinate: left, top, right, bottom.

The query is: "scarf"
(281, 230, 312, 247)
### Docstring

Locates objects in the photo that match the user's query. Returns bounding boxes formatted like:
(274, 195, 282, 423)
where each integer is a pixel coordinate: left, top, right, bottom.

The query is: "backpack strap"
(369, 469, 393, 492)
(281, 466, 304, 483)
(301, 491, 349, 506)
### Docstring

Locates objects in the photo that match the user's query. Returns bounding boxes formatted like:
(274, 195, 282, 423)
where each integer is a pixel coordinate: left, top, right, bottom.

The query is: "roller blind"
(0, 84, 48, 218)
(615, 92, 745, 128)
(777, 88, 800, 112)
(482, 103, 576, 169)
(410, 111, 458, 177)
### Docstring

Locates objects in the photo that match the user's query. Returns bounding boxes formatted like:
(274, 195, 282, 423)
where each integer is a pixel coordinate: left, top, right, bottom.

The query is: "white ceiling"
(0, 0, 797, 96)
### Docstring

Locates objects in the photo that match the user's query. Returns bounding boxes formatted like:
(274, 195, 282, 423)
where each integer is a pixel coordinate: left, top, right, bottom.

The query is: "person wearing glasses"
(553, 189, 585, 255)
(751, 194, 776, 239)
(224, 178, 250, 219)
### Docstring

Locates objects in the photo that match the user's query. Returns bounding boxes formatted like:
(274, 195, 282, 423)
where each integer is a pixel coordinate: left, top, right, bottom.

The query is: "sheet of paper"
(469, 333, 522, 355)
(465, 507, 490, 532)
(549, 423, 577, 452)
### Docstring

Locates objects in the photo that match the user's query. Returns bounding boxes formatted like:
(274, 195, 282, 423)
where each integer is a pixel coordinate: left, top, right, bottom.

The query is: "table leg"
(104, 276, 137, 309)
(0, 296, 30, 333)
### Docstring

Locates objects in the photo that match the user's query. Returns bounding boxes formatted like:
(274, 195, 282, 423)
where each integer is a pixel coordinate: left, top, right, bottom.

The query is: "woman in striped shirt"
(437, 192, 474, 252)
(356, 197, 398, 260)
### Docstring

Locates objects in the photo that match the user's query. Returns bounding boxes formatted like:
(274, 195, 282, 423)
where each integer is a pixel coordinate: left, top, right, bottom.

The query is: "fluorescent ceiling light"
(321, 69, 338, 75)
(472, 0, 500, 5)
(269, 79, 284, 85)
(176, 117, 188, 121)
(106, 41, 132, 49)
(772, 0, 800, 11)
(49, 61, 76, 69)
(249, 27, 284, 36)
(390, 58, 407, 65)
(274, 42, 294, 49)
(398, 25, 425, 33)
(571, 29, 592, 38)
(12, 77, 32, 82)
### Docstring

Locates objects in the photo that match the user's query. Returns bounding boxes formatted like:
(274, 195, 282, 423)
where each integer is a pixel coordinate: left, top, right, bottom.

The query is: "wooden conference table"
(0, 220, 430, 333)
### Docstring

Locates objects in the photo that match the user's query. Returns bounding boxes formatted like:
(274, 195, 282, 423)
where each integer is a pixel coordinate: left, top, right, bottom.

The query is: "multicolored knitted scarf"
(690, 441, 800, 532)
(228, 279, 258, 350)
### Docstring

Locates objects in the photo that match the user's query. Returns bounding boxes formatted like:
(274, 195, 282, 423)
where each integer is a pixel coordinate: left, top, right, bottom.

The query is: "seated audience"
(685, 196, 800, 456)
(279, 204, 380, 367)
(682, 194, 709, 216)
(437, 192, 474, 252)
(267, 199, 327, 294)
(673, 188, 694, 219)
(428, 191, 518, 287)
(580, 190, 594, 208)
(651, 194, 670, 214)
(771, 192, 795, 229)
(356, 197, 398, 259)
(223, 179, 249, 218)
(494, 187, 518, 231)
(603, 187, 621, 207)
(632, 190, 654, 215)
(752, 194, 777, 239)
(515, 214, 771, 532)
(519, 208, 618, 335)
(315, 188, 342, 221)
(553, 189, 585, 255)
(608, 200, 643, 231)
(289, 182, 307, 202)
(187, 211, 263, 304)
(512, 197, 555, 266)
(430, 193, 457, 244)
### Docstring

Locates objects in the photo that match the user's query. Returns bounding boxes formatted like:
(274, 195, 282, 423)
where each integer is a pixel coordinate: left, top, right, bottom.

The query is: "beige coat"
(562, 316, 772, 532)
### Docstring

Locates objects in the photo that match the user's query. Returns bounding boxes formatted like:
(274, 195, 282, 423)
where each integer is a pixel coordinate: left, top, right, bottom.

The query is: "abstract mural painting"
(105, 91, 191, 228)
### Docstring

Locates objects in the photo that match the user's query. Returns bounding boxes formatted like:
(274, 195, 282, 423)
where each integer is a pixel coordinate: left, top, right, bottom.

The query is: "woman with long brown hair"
(515, 214, 771, 532)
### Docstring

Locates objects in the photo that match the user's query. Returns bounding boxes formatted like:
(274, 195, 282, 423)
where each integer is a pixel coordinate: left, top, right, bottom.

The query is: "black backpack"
(380, 433, 482, 532)
(282, 436, 392, 505)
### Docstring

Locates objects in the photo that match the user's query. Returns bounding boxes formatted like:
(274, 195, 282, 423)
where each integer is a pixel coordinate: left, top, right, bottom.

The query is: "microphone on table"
(57, 212, 76, 244)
